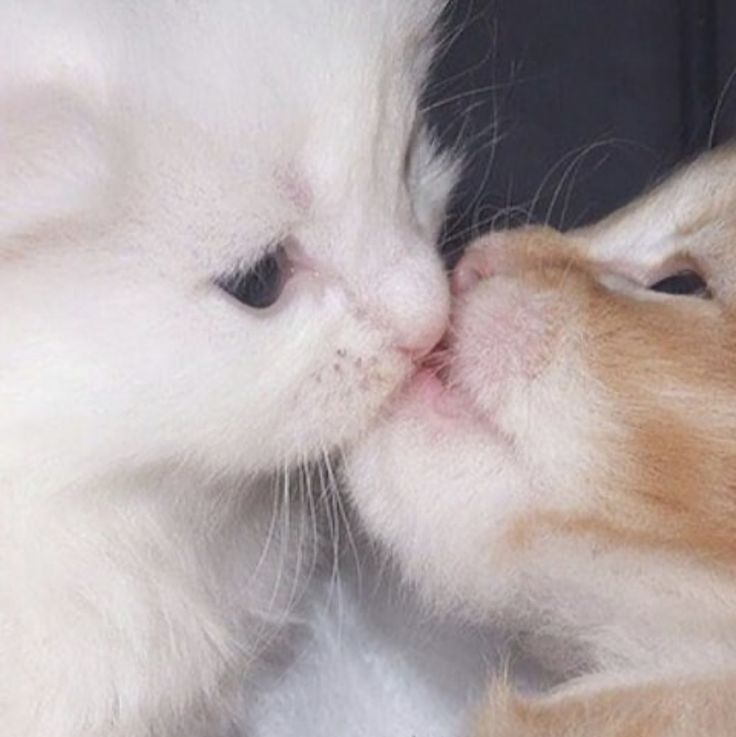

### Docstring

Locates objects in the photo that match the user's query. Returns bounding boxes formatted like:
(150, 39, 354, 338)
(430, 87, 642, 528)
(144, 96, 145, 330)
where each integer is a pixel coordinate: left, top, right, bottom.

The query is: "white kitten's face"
(0, 0, 454, 485)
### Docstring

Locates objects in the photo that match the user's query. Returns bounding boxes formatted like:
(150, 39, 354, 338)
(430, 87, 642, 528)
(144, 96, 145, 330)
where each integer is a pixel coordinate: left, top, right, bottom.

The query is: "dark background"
(427, 0, 736, 261)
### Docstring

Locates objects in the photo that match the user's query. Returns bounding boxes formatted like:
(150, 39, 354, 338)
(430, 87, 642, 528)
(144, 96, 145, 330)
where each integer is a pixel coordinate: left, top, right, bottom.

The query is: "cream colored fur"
(0, 1, 456, 734)
(348, 146, 736, 735)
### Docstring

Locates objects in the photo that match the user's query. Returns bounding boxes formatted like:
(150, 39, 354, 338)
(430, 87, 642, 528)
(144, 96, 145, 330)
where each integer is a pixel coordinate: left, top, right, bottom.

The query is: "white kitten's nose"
(375, 257, 450, 359)
(396, 314, 447, 359)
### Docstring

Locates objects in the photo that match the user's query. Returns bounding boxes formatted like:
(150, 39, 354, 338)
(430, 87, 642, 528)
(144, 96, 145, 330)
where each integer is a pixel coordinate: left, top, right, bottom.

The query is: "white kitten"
(0, 2, 455, 734)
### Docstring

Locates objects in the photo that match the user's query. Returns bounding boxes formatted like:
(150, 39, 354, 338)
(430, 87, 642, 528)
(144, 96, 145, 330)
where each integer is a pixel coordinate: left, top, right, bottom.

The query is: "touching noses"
(378, 256, 450, 360)
(397, 316, 447, 360)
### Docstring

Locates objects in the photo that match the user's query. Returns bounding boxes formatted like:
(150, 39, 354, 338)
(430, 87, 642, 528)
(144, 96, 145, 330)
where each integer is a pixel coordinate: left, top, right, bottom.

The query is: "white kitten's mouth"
(400, 345, 497, 430)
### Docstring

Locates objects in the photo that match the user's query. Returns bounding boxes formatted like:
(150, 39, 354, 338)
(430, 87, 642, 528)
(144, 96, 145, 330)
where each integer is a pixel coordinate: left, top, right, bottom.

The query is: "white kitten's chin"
(399, 367, 501, 430)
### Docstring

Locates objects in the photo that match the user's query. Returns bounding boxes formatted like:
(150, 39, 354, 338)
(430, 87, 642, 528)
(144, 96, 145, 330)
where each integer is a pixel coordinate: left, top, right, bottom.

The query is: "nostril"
(451, 247, 495, 295)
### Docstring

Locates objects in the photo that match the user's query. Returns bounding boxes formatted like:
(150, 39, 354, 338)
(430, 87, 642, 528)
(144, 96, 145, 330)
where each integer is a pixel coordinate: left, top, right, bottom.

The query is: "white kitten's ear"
(0, 86, 111, 239)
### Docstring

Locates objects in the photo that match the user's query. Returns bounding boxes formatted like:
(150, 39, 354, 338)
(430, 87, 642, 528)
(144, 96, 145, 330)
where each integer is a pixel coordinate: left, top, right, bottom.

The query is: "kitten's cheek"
(453, 280, 558, 390)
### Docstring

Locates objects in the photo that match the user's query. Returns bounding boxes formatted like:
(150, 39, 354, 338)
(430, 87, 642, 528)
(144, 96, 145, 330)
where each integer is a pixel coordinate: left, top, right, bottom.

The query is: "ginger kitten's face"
(348, 147, 736, 666)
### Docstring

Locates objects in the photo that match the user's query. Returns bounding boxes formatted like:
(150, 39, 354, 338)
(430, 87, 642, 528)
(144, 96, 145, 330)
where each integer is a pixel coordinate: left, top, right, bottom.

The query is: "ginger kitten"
(348, 145, 736, 736)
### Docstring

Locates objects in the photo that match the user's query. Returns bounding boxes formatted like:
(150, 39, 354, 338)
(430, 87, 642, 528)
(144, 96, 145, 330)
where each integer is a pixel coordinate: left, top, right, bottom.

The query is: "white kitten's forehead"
(1, 1, 441, 101)
(2, 0, 438, 203)
(102, 0, 439, 266)
(120, 116, 415, 278)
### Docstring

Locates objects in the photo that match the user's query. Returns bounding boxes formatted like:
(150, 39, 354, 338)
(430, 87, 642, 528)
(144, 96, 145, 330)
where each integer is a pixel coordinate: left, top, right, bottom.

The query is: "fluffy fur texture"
(0, 2, 457, 734)
(249, 552, 500, 737)
(347, 145, 736, 735)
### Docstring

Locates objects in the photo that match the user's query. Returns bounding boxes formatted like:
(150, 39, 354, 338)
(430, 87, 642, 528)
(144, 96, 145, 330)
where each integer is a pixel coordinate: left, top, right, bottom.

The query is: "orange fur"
(347, 147, 736, 737)
(471, 151, 736, 734)
(475, 676, 736, 737)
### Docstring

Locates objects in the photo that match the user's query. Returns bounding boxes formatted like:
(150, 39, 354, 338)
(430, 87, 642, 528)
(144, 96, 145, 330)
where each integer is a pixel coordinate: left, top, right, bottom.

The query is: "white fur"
(0, 2, 456, 734)
(249, 548, 550, 737)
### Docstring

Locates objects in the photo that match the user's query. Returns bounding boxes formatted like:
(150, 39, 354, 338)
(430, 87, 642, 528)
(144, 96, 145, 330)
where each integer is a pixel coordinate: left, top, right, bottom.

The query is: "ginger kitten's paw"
(473, 676, 736, 737)
(473, 686, 668, 737)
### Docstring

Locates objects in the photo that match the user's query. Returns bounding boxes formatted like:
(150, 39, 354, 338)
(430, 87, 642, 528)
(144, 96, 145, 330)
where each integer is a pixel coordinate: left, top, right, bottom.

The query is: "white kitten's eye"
(648, 270, 711, 299)
(217, 244, 292, 309)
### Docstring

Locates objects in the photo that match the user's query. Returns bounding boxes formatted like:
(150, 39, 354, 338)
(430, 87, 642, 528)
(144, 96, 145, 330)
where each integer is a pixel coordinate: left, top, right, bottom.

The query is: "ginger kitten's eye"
(217, 245, 292, 309)
(648, 270, 711, 298)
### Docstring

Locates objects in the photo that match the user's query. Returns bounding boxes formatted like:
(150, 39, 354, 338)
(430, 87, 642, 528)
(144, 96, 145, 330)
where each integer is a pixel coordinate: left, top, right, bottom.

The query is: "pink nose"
(396, 316, 447, 360)
(375, 253, 450, 360)
(451, 246, 497, 295)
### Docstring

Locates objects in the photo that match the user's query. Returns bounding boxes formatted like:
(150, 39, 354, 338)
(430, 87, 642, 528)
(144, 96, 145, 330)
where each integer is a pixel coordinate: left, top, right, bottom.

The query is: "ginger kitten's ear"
(0, 86, 111, 239)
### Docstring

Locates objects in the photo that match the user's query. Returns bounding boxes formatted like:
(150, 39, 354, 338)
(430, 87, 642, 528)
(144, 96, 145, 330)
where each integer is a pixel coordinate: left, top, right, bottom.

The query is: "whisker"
(250, 467, 284, 584)
(302, 457, 321, 590)
(334, 445, 364, 598)
(316, 449, 342, 614)
(262, 462, 291, 625)
(708, 62, 736, 149)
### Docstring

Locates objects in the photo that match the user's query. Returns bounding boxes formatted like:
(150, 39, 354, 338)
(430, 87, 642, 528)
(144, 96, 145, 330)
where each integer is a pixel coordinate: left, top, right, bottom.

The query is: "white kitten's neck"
(1, 465, 311, 735)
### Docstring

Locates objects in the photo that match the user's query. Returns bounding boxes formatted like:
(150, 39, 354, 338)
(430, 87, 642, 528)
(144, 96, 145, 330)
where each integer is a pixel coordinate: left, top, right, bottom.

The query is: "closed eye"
(648, 270, 711, 299)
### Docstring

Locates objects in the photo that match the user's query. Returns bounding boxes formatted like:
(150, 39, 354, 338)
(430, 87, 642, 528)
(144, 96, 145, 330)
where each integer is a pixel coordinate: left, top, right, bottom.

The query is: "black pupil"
(649, 270, 709, 297)
(218, 251, 285, 309)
